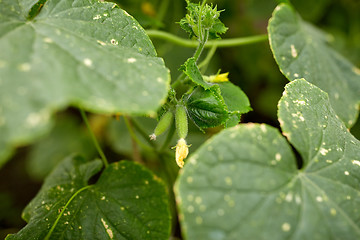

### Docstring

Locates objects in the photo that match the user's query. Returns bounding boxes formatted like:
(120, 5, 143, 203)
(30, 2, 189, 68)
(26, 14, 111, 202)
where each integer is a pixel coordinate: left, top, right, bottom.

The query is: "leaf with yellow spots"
(6, 156, 171, 239)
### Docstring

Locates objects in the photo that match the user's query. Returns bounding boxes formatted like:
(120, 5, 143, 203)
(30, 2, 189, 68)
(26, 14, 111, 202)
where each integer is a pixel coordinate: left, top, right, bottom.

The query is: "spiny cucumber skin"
(154, 111, 174, 137)
(176, 105, 188, 139)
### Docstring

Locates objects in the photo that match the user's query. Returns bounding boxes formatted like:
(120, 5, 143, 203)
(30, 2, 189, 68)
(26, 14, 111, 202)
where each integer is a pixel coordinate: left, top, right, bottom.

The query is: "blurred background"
(1, 0, 359, 238)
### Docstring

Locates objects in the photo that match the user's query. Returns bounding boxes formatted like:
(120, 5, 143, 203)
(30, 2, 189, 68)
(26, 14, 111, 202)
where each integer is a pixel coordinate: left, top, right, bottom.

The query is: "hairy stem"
(193, 30, 209, 61)
(198, 43, 217, 72)
(171, 30, 210, 89)
(146, 30, 268, 48)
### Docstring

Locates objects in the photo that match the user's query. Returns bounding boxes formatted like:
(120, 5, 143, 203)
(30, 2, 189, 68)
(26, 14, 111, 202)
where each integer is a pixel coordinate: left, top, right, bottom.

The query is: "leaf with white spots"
(268, 4, 360, 127)
(0, 0, 170, 166)
(6, 156, 171, 239)
(175, 79, 360, 240)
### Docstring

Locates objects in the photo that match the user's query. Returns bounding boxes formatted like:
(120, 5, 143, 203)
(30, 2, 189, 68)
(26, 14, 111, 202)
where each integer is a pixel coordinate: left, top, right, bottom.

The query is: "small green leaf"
(181, 57, 213, 89)
(179, 18, 197, 40)
(7, 156, 171, 240)
(216, 82, 252, 127)
(184, 86, 229, 130)
(223, 113, 241, 128)
(268, 4, 360, 127)
(218, 82, 252, 127)
(0, 0, 170, 166)
(218, 82, 252, 114)
(179, 0, 227, 40)
(208, 20, 228, 40)
(175, 79, 360, 240)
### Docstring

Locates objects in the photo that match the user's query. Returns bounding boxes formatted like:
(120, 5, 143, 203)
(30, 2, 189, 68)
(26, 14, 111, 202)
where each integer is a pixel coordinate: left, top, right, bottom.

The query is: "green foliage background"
(0, 0, 359, 239)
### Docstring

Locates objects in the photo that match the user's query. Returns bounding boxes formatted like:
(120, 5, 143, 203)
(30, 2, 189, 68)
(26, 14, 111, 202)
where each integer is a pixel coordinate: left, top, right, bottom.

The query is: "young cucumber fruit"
(150, 111, 174, 140)
(175, 105, 188, 139)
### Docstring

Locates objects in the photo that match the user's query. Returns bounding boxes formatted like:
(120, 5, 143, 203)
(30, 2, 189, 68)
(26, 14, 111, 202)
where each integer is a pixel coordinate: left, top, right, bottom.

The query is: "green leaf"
(175, 79, 360, 240)
(218, 82, 252, 114)
(7, 156, 171, 239)
(179, 0, 227, 40)
(179, 18, 196, 39)
(26, 115, 97, 180)
(208, 20, 228, 40)
(223, 113, 241, 128)
(0, 0, 170, 166)
(218, 82, 252, 128)
(268, 4, 360, 127)
(218, 82, 252, 127)
(184, 86, 229, 130)
(181, 57, 212, 89)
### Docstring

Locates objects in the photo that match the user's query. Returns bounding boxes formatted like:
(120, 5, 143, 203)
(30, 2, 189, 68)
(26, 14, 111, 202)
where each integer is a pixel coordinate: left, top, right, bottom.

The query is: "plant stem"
(123, 116, 143, 163)
(79, 109, 109, 168)
(123, 116, 154, 153)
(198, 43, 217, 72)
(193, 30, 209, 61)
(171, 30, 209, 89)
(131, 118, 157, 149)
(146, 30, 268, 48)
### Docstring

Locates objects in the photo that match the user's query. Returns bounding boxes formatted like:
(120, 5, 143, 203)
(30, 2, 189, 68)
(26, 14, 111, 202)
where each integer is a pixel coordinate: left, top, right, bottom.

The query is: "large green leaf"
(175, 79, 360, 240)
(7, 156, 171, 239)
(0, 0, 170, 166)
(268, 4, 360, 127)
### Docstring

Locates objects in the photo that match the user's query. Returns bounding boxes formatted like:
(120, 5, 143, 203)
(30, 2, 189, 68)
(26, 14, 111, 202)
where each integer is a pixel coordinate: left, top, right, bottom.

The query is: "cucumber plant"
(0, 0, 359, 239)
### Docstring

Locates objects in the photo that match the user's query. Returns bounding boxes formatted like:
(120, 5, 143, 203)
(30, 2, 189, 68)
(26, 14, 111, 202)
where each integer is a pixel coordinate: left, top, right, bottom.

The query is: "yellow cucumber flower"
(204, 72, 229, 83)
(175, 138, 189, 168)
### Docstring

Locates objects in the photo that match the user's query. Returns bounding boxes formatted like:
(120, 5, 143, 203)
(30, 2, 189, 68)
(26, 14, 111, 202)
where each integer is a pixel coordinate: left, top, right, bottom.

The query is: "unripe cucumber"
(176, 105, 188, 139)
(153, 111, 174, 137)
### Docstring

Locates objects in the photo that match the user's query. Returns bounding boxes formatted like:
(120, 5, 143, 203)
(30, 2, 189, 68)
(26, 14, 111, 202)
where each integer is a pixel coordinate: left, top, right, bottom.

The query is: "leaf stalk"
(79, 109, 109, 168)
